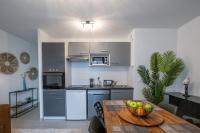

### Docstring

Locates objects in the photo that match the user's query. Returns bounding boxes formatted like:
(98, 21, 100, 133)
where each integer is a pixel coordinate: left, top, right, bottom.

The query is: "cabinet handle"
(93, 94, 104, 96)
(80, 53, 88, 55)
(55, 98, 64, 100)
(92, 93, 110, 95)
(112, 62, 120, 64)
(48, 93, 56, 95)
(100, 50, 109, 52)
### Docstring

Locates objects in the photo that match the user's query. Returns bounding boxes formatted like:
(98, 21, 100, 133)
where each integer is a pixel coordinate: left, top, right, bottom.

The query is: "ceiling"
(0, 0, 200, 43)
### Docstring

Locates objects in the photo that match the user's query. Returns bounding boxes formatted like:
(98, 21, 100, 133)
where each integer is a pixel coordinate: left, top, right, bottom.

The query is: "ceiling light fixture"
(81, 20, 95, 32)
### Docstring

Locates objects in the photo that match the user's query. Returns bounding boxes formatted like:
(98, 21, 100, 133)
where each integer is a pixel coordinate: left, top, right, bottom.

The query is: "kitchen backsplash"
(70, 62, 129, 85)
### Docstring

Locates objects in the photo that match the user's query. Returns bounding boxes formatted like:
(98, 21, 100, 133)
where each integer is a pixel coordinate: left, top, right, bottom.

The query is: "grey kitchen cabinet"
(68, 42, 90, 56)
(109, 42, 131, 66)
(90, 42, 110, 54)
(42, 42, 65, 72)
(111, 89, 133, 100)
(43, 90, 65, 116)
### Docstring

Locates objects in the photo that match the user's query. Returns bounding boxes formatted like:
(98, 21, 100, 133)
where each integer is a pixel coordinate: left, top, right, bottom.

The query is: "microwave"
(89, 54, 110, 66)
(43, 72, 65, 89)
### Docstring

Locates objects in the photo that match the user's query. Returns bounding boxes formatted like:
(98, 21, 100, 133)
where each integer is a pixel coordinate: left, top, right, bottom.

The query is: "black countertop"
(66, 85, 134, 90)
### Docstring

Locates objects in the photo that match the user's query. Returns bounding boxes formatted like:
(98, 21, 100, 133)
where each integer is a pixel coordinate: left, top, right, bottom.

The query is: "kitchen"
(42, 42, 134, 120)
(1, 1, 200, 133)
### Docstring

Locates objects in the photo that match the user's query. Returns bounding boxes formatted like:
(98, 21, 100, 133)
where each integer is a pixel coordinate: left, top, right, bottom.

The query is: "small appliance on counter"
(103, 80, 118, 86)
(89, 78, 95, 87)
(103, 80, 114, 86)
(43, 72, 65, 89)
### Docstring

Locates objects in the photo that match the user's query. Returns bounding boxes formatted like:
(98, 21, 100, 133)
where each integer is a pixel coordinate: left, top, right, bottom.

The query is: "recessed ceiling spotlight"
(81, 20, 95, 32)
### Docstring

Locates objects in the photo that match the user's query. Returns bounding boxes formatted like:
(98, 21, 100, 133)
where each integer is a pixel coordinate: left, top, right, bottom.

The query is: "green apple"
(129, 102, 137, 108)
(127, 100, 133, 106)
(144, 103, 154, 113)
(136, 101, 143, 108)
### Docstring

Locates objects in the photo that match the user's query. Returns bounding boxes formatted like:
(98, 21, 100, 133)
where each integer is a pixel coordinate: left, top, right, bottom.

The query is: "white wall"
(0, 29, 38, 104)
(177, 16, 200, 96)
(128, 28, 177, 100)
(71, 62, 128, 85)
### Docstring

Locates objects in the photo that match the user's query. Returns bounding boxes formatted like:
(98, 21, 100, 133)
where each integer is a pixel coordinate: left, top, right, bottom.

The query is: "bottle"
(97, 77, 102, 86)
(21, 72, 27, 90)
(89, 78, 94, 88)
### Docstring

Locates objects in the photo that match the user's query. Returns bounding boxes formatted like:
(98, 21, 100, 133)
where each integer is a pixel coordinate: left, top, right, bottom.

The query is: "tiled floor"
(11, 108, 90, 133)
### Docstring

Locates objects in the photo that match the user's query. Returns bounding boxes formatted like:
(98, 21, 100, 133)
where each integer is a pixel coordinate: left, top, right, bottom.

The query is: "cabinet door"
(42, 43, 65, 72)
(90, 42, 109, 54)
(111, 89, 133, 100)
(66, 90, 87, 120)
(68, 42, 89, 56)
(43, 90, 65, 116)
(109, 42, 130, 66)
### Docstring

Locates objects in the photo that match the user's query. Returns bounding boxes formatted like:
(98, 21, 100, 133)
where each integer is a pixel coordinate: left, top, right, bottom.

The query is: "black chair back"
(94, 101, 104, 123)
(158, 103, 177, 114)
(88, 116, 106, 133)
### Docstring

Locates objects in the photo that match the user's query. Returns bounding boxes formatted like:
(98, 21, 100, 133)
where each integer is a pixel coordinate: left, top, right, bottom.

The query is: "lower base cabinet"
(66, 90, 87, 120)
(43, 90, 65, 117)
(111, 89, 133, 100)
(43, 88, 133, 119)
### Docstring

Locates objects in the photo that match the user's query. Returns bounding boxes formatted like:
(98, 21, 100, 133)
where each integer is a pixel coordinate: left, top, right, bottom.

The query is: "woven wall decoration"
(28, 67, 38, 80)
(20, 52, 30, 64)
(0, 52, 18, 74)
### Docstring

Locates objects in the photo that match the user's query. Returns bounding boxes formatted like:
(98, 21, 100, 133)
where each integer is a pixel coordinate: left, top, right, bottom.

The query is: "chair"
(94, 101, 104, 123)
(88, 116, 106, 133)
(158, 102, 178, 114)
(182, 115, 200, 127)
(0, 104, 11, 133)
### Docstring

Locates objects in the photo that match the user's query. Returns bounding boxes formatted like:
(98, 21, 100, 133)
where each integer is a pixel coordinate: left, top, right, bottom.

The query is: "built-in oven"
(43, 72, 65, 89)
(89, 54, 110, 66)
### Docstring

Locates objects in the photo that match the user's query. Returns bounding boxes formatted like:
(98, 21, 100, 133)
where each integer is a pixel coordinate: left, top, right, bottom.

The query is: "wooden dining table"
(103, 100, 200, 133)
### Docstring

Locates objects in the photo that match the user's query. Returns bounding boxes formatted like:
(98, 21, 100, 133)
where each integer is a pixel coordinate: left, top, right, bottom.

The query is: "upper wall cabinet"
(42, 42, 65, 72)
(67, 42, 131, 66)
(90, 42, 110, 54)
(109, 42, 131, 66)
(68, 42, 90, 56)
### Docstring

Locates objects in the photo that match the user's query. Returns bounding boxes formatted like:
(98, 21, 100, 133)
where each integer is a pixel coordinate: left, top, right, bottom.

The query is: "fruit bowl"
(126, 100, 154, 117)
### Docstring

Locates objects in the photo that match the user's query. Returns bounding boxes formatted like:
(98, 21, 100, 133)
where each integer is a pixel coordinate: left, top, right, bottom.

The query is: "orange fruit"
(136, 108, 145, 116)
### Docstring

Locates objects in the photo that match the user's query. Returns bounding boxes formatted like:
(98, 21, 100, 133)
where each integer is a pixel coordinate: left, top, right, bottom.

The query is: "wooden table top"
(103, 100, 200, 133)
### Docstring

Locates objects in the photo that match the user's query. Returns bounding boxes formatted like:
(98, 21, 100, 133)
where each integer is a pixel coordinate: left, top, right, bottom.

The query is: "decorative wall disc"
(20, 52, 30, 64)
(0, 53, 18, 74)
(28, 67, 38, 80)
